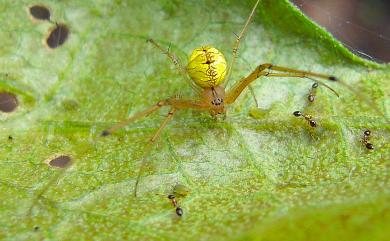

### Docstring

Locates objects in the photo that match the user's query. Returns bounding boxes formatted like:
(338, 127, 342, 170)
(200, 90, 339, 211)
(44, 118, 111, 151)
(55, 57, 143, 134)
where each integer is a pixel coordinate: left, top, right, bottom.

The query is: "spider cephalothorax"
(202, 86, 226, 116)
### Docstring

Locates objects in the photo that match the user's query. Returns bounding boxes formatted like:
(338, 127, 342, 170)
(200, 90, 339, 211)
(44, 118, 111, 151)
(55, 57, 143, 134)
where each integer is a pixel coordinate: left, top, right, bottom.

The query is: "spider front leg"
(147, 38, 184, 73)
(225, 63, 338, 104)
(147, 38, 201, 93)
(225, 0, 261, 86)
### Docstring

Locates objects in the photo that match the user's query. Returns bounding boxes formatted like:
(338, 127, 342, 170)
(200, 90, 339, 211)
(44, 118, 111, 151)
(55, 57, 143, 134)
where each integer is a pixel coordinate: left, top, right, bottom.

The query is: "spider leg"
(147, 38, 201, 93)
(225, 63, 337, 104)
(147, 38, 184, 73)
(101, 98, 210, 196)
(101, 100, 166, 136)
(248, 85, 259, 108)
(224, 0, 260, 87)
(101, 98, 208, 136)
(133, 108, 176, 197)
(265, 65, 337, 80)
(264, 73, 339, 97)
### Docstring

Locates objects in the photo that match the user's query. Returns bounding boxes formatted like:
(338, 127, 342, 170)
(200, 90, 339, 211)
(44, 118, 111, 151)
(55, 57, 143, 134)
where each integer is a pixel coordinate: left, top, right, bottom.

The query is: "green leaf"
(1, 0, 389, 240)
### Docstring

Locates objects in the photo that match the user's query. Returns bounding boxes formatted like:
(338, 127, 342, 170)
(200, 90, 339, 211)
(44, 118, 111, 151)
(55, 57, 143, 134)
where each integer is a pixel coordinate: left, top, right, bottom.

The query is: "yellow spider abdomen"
(187, 46, 227, 88)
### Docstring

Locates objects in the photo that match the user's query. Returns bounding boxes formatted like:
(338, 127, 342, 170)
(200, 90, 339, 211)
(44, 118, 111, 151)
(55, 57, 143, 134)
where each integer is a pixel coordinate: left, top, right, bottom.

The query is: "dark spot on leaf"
(33, 226, 40, 231)
(0, 92, 18, 113)
(46, 24, 69, 49)
(48, 155, 72, 168)
(101, 130, 110, 136)
(29, 5, 51, 21)
(8, 135, 13, 141)
(62, 99, 79, 111)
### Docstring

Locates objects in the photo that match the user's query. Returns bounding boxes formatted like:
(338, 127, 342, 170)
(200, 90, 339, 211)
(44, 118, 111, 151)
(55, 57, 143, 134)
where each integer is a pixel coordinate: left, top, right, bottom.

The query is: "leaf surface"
(0, 0, 389, 240)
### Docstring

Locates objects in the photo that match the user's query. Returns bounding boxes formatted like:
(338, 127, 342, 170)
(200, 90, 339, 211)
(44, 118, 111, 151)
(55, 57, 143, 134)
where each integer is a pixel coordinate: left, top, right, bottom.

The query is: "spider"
(102, 0, 341, 197)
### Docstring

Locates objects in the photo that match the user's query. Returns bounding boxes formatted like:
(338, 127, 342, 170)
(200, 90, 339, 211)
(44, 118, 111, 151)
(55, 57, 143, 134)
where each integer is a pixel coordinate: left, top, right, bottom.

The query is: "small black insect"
(168, 194, 183, 217)
(293, 110, 317, 128)
(307, 82, 319, 102)
(362, 129, 374, 150)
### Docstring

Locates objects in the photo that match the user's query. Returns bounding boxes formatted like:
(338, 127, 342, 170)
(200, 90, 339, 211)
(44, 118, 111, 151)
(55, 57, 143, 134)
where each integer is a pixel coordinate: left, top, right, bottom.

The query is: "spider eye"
(211, 98, 223, 106)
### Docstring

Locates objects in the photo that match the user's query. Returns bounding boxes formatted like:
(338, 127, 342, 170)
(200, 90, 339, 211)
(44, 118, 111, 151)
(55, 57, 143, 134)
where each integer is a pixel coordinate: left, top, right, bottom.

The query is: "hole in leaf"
(29, 5, 51, 21)
(0, 92, 18, 113)
(46, 24, 69, 49)
(47, 155, 72, 168)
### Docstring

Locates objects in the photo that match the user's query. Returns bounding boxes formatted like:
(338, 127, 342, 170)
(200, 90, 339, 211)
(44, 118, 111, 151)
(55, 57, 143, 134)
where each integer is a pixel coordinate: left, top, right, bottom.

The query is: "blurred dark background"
(291, 0, 390, 63)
